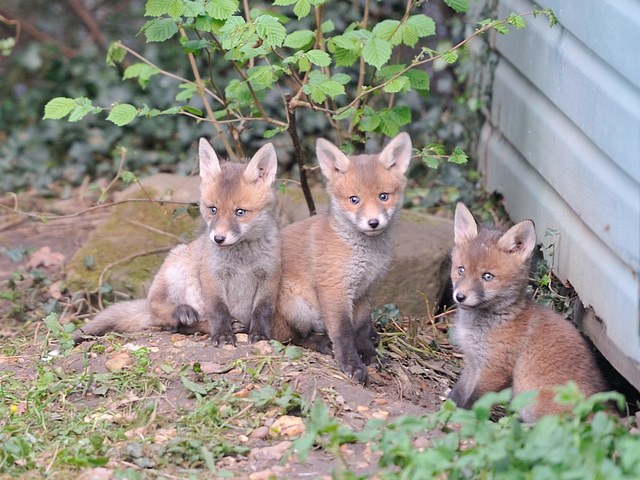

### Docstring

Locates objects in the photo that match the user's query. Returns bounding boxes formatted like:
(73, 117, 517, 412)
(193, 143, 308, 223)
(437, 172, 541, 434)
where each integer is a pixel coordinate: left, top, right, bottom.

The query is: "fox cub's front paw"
(172, 305, 200, 327)
(339, 357, 368, 385)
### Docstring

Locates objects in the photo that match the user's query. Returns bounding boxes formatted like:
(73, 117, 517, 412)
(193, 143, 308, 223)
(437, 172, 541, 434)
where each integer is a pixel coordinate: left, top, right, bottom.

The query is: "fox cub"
(73, 138, 281, 346)
(272, 132, 412, 384)
(448, 203, 606, 421)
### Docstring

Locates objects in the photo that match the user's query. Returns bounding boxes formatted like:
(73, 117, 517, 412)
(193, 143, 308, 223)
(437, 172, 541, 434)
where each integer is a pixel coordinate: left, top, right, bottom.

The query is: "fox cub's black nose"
(456, 292, 466, 303)
(214, 235, 226, 245)
(368, 219, 379, 229)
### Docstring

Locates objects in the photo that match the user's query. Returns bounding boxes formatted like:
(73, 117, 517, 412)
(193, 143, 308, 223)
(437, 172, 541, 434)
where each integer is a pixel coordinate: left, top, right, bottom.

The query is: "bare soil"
(0, 195, 460, 479)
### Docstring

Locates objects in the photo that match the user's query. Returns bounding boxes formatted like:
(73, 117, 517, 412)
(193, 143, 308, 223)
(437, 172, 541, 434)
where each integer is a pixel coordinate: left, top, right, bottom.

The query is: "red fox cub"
(73, 138, 281, 346)
(449, 203, 606, 421)
(272, 132, 412, 384)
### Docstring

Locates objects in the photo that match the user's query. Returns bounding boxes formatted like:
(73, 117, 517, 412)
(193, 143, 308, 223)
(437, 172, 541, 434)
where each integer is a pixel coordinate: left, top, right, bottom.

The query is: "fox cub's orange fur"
(73, 138, 281, 346)
(272, 132, 412, 384)
(448, 203, 606, 421)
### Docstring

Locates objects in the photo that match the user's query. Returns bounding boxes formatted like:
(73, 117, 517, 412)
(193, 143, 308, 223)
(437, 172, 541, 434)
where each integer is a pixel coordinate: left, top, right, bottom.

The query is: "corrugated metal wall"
(476, 0, 640, 388)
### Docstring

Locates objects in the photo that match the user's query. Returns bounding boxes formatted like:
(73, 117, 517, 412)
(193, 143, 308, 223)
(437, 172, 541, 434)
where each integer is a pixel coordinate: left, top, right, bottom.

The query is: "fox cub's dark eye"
(210, 206, 218, 215)
(482, 272, 494, 281)
(458, 267, 465, 275)
(235, 208, 246, 216)
(349, 196, 360, 205)
(379, 193, 389, 201)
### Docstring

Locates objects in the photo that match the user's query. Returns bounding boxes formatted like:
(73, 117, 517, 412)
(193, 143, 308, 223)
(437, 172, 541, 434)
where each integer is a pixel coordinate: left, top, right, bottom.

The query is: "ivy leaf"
(144, 17, 179, 42)
(43, 97, 75, 120)
(205, 0, 239, 20)
(284, 30, 314, 49)
(106, 104, 138, 126)
(362, 36, 392, 69)
(444, 0, 469, 13)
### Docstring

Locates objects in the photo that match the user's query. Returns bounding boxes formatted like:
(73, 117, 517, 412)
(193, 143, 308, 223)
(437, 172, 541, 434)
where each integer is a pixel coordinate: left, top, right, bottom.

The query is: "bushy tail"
(72, 299, 152, 344)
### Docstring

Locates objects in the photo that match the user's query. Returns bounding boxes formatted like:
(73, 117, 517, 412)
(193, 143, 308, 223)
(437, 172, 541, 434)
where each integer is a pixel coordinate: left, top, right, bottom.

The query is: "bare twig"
(285, 94, 316, 216)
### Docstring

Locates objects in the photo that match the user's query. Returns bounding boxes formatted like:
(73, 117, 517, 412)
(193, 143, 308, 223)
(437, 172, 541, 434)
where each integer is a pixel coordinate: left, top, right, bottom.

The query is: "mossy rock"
(65, 174, 201, 297)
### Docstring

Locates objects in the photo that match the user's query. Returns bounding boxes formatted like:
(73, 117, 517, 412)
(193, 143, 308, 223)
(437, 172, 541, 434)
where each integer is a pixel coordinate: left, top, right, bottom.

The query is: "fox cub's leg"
(247, 297, 273, 344)
(353, 298, 378, 366)
(320, 293, 368, 384)
(209, 297, 237, 347)
(449, 367, 480, 409)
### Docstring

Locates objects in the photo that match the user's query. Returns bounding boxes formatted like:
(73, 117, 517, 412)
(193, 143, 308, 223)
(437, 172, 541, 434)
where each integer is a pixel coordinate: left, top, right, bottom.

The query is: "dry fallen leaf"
(26, 246, 65, 270)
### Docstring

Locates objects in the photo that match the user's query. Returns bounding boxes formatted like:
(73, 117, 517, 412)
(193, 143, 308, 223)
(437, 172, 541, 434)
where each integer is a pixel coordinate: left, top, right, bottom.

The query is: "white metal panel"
(478, 125, 640, 366)
(495, 0, 640, 183)
(537, 0, 640, 90)
(490, 60, 640, 271)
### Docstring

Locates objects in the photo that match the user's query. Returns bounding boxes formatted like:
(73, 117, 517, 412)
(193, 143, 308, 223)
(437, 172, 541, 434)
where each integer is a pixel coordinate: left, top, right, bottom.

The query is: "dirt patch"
(0, 191, 460, 478)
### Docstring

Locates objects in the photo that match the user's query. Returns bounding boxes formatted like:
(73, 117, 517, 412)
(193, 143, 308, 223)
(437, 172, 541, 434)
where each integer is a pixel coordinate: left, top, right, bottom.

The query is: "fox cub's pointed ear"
(454, 203, 478, 245)
(379, 132, 412, 176)
(199, 138, 222, 179)
(497, 219, 536, 258)
(316, 138, 351, 179)
(244, 143, 277, 185)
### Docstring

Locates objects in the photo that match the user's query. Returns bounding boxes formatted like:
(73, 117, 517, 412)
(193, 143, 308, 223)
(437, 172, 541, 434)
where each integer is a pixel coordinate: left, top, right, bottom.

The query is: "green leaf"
(506, 13, 526, 29)
(404, 14, 436, 46)
(332, 47, 360, 67)
(264, 127, 285, 138)
(493, 22, 510, 35)
(305, 49, 331, 67)
(285, 345, 303, 360)
(144, 17, 179, 42)
(404, 68, 430, 92)
(449, 146, 468, 164)
(205, 0, 239, 20)
(298, 56, 311, 72)
(444, 0, 469, 13)
(167, 0, 184, 18)
(183, 1, 205, 17)
(273, 0, 297, 5)
(145, 0, 173, 16)
(181, 376, 208, 395)
(123, 62, 160, 89)
(43, 97, 74, 120)
(362, 36, 392, 69)
(68, 97, 102, 122)
(382, 76, 410, 93)
(106, 41, 126, 66)
(331, 72, 351, 85)
(372, 19, 402, 44)
(107, 104, 138, 126)
(358, 112, 380, 132)
(293, 0, 311, 20)
(389, 105, 411, 125)
(256, 14, 287, 47)
(442, 50, 458, 64)
(176, 83, 197, 101)
(284, 30, 314, 49)
(332, 107, 356, 120)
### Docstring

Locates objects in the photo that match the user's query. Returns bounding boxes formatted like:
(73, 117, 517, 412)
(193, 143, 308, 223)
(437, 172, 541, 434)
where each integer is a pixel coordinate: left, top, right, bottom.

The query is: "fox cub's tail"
(72, 300, 151, 344)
